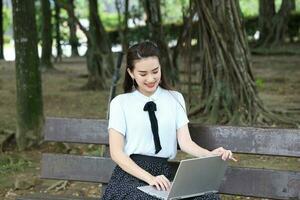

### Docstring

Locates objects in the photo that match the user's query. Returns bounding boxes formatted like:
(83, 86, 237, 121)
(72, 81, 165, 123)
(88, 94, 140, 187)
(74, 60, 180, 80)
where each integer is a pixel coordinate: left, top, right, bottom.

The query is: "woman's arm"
(177, 124, 237, 161)
(109, 128, 171, 190)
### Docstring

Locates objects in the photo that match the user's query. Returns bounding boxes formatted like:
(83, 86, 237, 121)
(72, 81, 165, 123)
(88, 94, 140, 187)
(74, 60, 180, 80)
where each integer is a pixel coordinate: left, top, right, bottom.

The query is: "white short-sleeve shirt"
(108, 86, 189, 159)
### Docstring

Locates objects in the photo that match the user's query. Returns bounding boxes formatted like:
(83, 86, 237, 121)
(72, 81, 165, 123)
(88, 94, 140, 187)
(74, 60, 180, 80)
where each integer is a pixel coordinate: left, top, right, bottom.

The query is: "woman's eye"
(153, 71, 158, 74)
(140, 74, 146, 77)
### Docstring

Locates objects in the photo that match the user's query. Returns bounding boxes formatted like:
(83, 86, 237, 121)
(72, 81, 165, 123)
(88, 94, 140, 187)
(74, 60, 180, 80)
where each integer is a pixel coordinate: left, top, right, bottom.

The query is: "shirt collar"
(133, 86, 162, 102)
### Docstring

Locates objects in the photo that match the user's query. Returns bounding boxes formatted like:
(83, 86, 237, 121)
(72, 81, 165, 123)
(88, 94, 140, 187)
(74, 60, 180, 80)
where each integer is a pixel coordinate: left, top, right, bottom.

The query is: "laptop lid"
(167, 155, 228, 199)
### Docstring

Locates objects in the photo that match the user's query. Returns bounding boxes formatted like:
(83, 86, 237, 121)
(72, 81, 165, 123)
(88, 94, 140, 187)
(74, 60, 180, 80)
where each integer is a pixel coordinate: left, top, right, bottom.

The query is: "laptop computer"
(137, 155, 228, 200)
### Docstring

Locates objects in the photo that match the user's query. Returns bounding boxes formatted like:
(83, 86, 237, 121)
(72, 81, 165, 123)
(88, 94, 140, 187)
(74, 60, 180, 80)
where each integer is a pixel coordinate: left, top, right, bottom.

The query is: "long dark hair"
(123, 41, 171, 93)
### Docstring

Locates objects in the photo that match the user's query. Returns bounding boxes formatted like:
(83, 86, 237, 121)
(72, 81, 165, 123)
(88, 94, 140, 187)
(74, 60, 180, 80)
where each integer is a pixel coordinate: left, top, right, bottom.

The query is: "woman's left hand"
(211, 147, 238, 162)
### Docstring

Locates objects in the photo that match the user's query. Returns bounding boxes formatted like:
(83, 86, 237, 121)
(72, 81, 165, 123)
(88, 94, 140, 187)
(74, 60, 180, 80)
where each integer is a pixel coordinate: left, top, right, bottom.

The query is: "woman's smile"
(145, 82, 156, 88)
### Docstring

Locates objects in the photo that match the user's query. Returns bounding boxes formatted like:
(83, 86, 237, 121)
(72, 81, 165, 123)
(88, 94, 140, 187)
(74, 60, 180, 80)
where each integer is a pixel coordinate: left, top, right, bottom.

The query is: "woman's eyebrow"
(138, 67, 159, 73)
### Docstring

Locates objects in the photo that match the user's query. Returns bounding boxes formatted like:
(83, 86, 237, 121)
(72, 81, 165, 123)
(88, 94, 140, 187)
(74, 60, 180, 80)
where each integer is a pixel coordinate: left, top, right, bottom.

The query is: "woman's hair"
(123, 41, 171, 93)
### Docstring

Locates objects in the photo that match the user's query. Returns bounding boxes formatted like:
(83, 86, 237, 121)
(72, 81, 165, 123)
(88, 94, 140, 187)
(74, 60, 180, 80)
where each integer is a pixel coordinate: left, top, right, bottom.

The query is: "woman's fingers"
(225, 150, 238, 161)
(220, 150, 227, 160)
(154, 182, 161, 191)
(222, 150, 238, 162)
(215, 147, 227, 160)
(155, 176, 165, 191)
(152, 175, 171, 191)
(212, 148, 238, 162)
(161, 175, 171, 190)
(229, 151, 238, 162)
(224, 150, 230, 160)
(158, 175, 170, 191)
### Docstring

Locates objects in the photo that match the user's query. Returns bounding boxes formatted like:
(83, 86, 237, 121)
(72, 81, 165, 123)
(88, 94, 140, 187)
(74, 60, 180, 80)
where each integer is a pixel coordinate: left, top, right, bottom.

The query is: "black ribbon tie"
(143, 101, 162, 154)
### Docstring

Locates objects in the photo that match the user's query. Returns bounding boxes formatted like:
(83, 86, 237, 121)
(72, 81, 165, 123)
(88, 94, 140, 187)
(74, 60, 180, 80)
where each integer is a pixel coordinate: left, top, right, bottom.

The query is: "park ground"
(0, 54, 300, 199)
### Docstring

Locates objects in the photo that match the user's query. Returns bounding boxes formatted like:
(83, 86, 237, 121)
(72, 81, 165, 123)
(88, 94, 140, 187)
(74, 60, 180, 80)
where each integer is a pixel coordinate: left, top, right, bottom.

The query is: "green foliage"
(3, 35, 10, 44)
(35, 1, 42, 41)
(3, 6, 12, 34)
(101, 13, 121, 31)
(297, 0, 300, 12)
(275, 0, 282, 12)
(0, 155, 32, 174)
(239, 0, 300, 18)
(74, 0, 121, 31)
(2, 0, 299, 48)
(84, 144, 104, 156)
(74, 0, 89, 18)
(239, 0, 259, 17)
(107, 23, 182, 45)
(255, 78, 265, 89)
(161, 0, 189, 24)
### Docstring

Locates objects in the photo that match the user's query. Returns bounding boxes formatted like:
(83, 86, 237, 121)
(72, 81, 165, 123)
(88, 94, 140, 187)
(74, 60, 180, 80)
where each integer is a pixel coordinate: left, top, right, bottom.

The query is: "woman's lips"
(145, 83, 156, 88)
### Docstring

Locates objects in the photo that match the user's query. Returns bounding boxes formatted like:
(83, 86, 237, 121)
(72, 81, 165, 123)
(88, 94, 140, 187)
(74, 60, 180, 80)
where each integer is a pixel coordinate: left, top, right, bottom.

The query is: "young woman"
(102, 41, 236, 200)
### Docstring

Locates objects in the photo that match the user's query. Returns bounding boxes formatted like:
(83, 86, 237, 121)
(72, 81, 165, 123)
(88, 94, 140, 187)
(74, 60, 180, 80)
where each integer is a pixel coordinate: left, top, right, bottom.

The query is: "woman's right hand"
(147, 175, 171, 191)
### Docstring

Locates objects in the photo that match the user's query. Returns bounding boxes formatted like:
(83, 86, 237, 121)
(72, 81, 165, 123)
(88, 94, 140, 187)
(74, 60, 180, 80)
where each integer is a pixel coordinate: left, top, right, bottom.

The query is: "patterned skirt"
(102, 154, 220, 200)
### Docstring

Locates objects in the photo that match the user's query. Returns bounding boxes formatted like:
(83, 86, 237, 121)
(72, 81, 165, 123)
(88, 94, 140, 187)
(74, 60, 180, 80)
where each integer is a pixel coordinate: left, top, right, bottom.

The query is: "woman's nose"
(147, 75, 156, 82)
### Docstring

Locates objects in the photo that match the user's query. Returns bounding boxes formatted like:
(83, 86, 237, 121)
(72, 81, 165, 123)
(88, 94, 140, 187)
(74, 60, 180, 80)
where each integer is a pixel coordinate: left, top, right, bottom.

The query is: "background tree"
(0, 0, 4, 60)
(115, 0, 129, 52)
(40, 0, 54, 70)
(258, 0, 294, 47)
(59, 0, 113, 90)
(67, 0, 79, 56)
(291, 0, 296, 10)
(257, 0, 275, 45)
(12, 0, 44, 150)
(187, 0, 295, 126)
(54, 0, 62, 62)
(143, 0, 178, 85)
(123, 0, 129, 52)
(172, 4, 194, 81)
(84, 0, 108, 90)
(89, 0, 114, 77)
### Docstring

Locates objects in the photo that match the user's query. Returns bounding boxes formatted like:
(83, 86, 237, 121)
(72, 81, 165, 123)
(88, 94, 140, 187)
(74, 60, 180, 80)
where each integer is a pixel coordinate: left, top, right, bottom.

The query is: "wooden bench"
(17, 117, 300, 200)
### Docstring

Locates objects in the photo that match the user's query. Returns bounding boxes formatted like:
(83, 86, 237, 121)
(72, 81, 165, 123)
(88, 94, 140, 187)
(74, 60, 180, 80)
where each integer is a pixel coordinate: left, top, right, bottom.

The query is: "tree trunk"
(123, 0, 129, 52)
(258, 0, 275, 45)
(115, 0, 129, 53)
(172, 5, 195, 77)
(90, 0, 114, 76)
(54, 0, 62, 62)
(0, 0, 4, 60)
(58, 0, 112, 90)
(143, 0, 178, 85)
(40, 0, 53, 70)
(84, 0, 110, 90)
(291, 0, 296, 10)
(258, 0, 293, 47)
(188, 0, 295, 126)
(68, 0, 79, 56)
(12, 0, 44, 150)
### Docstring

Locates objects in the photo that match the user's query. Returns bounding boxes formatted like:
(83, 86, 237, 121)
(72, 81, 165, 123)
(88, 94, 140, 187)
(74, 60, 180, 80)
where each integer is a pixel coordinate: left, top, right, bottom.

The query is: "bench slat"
(189, 124, 300, 157)
(44, 117, 300, 157)
(219, 166, 300, 199)
(41, 153, 115, 183)
(44, 117, 108, 144)
(42, 154, 300, 199)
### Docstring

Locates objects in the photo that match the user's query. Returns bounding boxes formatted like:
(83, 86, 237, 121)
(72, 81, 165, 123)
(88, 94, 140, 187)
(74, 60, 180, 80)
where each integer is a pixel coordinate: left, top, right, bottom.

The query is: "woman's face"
(127, 56, 161, 97)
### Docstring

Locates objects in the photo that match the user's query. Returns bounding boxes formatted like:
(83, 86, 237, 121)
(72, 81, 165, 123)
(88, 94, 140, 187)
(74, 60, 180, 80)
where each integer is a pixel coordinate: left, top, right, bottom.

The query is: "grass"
(0, 155, 32, 175)
(0, 58, 111, 131)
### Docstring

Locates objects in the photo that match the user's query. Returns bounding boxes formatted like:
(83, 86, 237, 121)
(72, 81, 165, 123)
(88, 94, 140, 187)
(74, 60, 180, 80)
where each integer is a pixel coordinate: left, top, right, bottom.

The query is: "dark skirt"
(102, 154, 220, 200)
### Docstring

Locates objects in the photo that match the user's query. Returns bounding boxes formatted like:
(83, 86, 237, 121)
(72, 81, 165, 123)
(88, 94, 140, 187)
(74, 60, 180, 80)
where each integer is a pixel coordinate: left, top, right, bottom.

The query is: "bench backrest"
(41, 117, 300, 199)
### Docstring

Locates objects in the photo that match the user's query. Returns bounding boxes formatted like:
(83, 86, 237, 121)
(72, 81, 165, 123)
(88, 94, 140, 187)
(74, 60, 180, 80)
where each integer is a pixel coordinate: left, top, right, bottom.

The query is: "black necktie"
(144, 101, 162, 154)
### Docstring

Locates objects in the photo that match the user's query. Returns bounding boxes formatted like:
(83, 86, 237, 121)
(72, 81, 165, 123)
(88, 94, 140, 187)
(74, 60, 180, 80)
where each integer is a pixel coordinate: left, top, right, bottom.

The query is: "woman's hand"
(147, 174, 171, 191)
(211, 147, 238, 162)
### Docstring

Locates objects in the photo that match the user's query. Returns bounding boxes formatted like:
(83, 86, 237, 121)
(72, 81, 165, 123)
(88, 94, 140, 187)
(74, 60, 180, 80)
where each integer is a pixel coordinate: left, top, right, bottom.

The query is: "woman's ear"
(127, 68, 134, 79)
